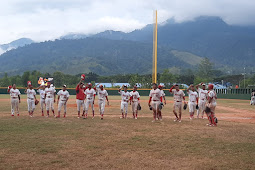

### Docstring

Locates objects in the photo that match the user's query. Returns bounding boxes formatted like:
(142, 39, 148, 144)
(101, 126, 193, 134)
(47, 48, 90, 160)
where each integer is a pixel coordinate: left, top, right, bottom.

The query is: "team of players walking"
(7, 79, 218, 126)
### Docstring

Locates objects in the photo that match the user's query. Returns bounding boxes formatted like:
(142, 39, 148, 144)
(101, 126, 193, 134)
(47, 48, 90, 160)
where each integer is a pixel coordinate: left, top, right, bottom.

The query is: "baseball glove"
(183, 103, 187, 110)
(149, 106, 153, 110)
(196, 104, 199, 110)
(35, 99, 39, 105)
(159, 102, 164, 110)
(137, 103, 141, 110)
(205, 106, 211, 113)
(214, 117, 218, 124)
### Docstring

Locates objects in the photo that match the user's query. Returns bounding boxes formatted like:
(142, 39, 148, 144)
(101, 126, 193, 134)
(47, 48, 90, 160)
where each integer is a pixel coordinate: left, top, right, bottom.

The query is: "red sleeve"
(160, 96, 163, 102)
(76, 84, 79, 91)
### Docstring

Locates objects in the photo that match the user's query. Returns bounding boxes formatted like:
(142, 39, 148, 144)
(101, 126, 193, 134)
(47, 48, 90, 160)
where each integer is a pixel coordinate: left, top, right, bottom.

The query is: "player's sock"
(42, 111, 44, 116)
(136, 113, 137, 118)
(92, 111, 95, 117)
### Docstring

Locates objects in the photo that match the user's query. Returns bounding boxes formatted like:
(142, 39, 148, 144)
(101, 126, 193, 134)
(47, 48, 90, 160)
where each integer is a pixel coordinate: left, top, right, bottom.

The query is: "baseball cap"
(63, 85, 67, 88)
(99, 85, 103, 88)
(123, 85, 127, 88)
(202, 83, 206, 86)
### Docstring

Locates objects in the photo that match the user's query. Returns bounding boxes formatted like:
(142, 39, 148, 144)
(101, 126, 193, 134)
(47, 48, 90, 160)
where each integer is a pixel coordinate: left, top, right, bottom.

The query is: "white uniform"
(149, 89, 162, 110)
(187, 90, 198, 113)
(251, 92, 255, 105)
(97, 89, 108, 114)
(57, 90, 70, 113)
(26, 89, 36, 112)
(9, 88, 21, 115)
(37, 89, 46, 111)
(208, 90, 217, 112)
(197, 88, 208, 112)
(119, 91, 131, 114)
(130, 91, 140, 112)
(172, 90, 185, 111)
(45, 87, 55, 111)
(84, 88, 96, 112)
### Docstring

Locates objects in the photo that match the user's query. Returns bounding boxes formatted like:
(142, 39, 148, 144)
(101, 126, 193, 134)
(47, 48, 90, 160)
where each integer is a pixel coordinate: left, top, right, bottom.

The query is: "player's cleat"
(135, 117, 138, 120)
(30, 115, 33, 117)
(101, 117, 103, 120)
(63, 115, 66, 118)
(56, 116, 60, 118)
(159, 118, 162, 121)
(174, 118, 178, 122)
(179, 120, 182, 123)
(17, 114, 19, 116)
(11, 114, 14, 117)
(77, 116, 80, 118)
(120, 117, 123, 119)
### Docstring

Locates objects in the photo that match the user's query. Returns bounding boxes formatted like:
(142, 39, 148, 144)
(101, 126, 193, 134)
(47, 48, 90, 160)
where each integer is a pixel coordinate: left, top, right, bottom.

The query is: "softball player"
(56, 85, 70, 118)
(250, 90, 255, 105)
(196, 83, 208, 118)
(148, 83, 162, 122)
(158, 85, 166, 120)
(76, 80, 86, 118)
(130, 85, 140, 119)
(118, 85, 131, 119)
(8, 84, 21, 116)
(44, 82, 56, 117)
(25, 85, 37, 117)
(187, 84, 198, 120)
(84, 83, 96, 119)
(96, 85, 109, 120)
(37, 85, 46, 116)
(169, 84, 186, 122)
(206, 84, 217, 127)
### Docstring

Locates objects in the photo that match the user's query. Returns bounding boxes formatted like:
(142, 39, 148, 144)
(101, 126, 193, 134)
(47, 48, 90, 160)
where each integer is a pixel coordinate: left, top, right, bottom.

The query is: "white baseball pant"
(188, 102, 196, 113)
(173, 102, 182, 112)
(45, 98, 54, 111)
(151, 101, 160, 110)
(85, 100, 94, 113)
(98, 100, 106, 114)
(27, 98, 35, 112)
(40, 99, 45, 111)
(198, 100, 206, 112)
(132, 101, 139, 113)
(11, 98, 19, 115)
(121, 101, 128, 114)
(76, 99, 85, 112)
(58, 101, 67, 113)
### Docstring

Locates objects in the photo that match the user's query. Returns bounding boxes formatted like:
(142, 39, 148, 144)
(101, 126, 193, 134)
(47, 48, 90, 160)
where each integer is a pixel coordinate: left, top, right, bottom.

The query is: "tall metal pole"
(152, 10, 158, 84)
(244, 67, 246, 88)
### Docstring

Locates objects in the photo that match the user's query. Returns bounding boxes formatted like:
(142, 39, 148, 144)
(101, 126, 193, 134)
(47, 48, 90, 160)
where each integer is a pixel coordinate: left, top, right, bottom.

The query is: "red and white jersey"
(97, 89, 108, 101)
(187, 90, 198, 102)
(57, 90, 70, 101)
(160, 89, 166, 97)
(84, 88, 96, 100)
(45, 87, 56, 98)
(37, 89, 45, 99)
(9, 88, 21, 98)
(208, 90, 217, 104)
(149, 89, 162, 101)
(26, 89, 36, 99)
(172, 90, 185, 102)
(197, 88, 208, 100)
(119, 91, 130, 102)
(130, 91, 140, 102)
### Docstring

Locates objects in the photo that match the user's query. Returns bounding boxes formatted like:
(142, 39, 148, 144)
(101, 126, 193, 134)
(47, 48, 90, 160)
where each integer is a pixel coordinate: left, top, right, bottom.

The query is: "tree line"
(0, 58, 254, 88)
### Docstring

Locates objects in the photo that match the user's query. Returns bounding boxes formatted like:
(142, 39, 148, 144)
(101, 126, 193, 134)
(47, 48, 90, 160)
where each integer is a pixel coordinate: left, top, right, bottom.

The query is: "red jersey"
(76, 84, 86, 100)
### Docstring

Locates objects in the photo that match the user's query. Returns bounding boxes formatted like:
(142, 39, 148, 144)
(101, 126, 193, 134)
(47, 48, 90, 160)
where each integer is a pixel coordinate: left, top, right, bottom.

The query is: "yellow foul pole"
(152, 10, 158, 84)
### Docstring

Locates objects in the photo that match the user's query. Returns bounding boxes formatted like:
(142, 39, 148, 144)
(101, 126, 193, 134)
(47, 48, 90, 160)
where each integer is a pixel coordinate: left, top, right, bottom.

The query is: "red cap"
(81, 74, 86, 80)
(208, 84, 214, 89)
(27, 81, 31, 86)
(8, 85, 12, 89)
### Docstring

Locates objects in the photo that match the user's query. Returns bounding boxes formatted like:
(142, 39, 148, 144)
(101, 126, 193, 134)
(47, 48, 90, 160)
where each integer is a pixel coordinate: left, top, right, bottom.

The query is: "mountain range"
(0, 38, 34, 55)
(0, 16, 255, 77)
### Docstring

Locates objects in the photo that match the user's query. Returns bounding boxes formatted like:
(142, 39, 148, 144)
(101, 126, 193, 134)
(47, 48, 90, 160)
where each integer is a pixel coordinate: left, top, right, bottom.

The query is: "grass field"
(0, 94, 255, 170)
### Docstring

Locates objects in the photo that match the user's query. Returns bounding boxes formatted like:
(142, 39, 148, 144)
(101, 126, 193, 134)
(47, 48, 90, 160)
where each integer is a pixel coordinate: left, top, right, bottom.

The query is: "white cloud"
(0, 0, 255, 43)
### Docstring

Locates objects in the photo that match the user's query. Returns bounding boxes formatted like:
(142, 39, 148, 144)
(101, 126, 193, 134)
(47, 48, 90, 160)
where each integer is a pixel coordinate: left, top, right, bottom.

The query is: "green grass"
(0, 95, 255, 169)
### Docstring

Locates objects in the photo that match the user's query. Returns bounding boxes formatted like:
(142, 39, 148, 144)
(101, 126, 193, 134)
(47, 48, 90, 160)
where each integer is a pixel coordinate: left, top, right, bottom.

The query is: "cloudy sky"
(0, 0, 255, 44)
